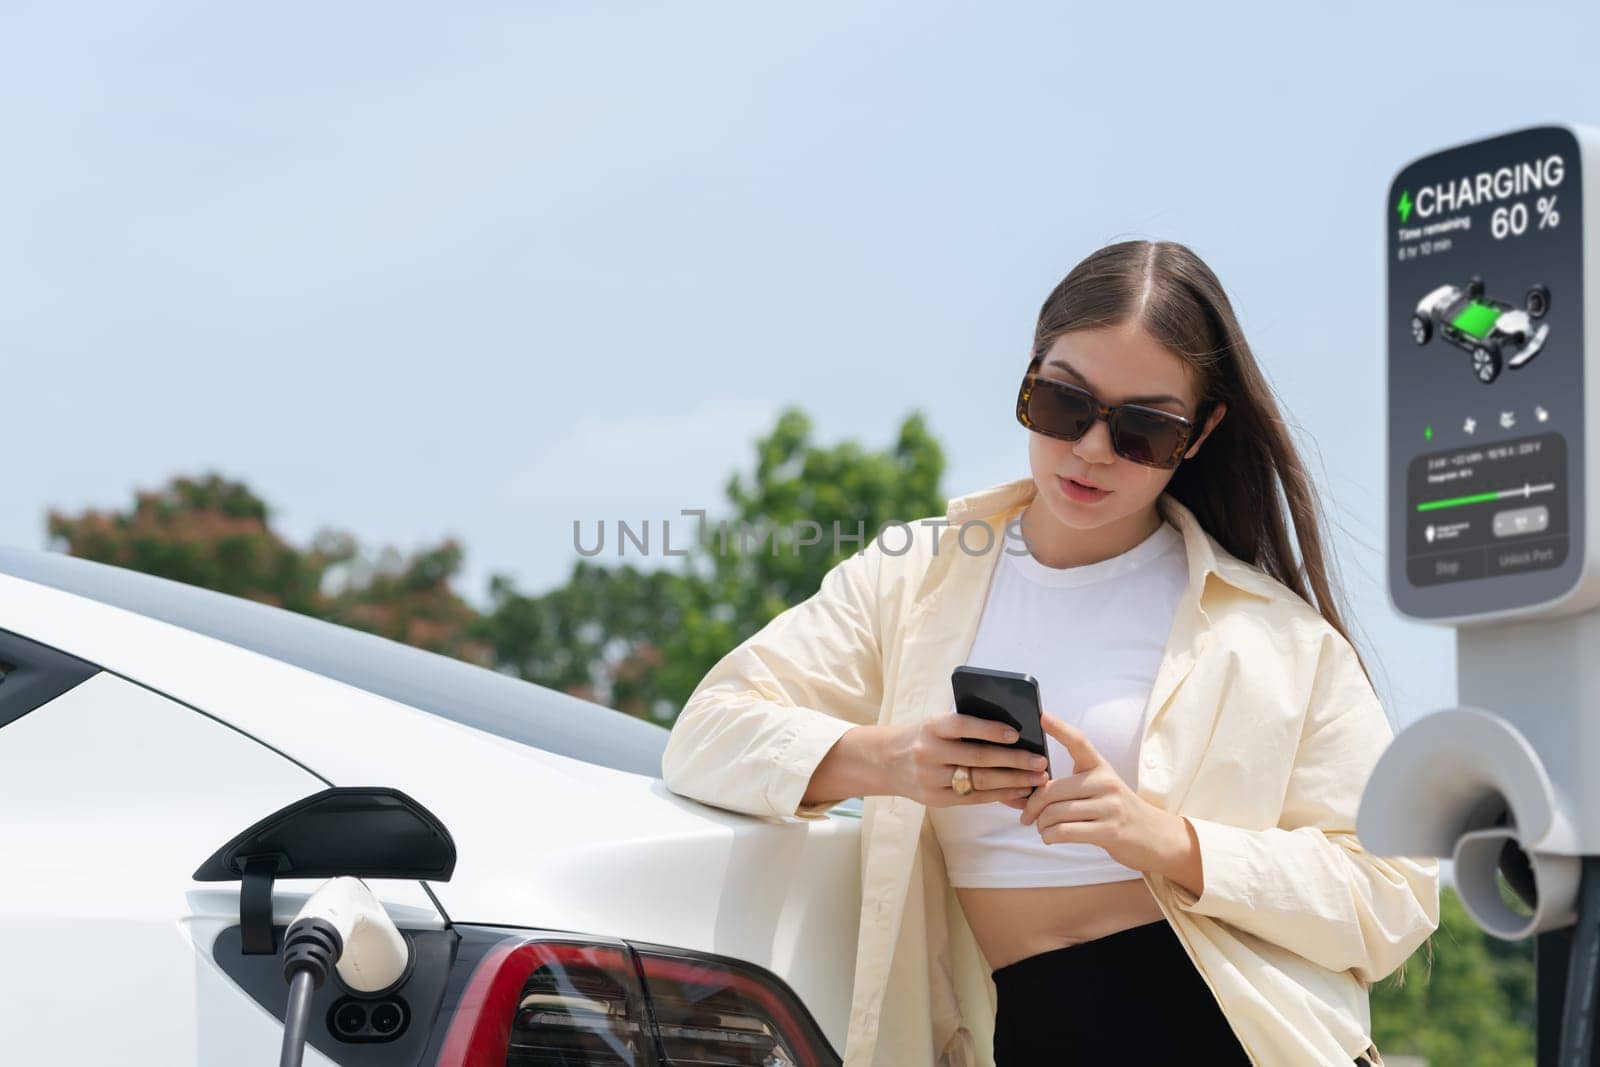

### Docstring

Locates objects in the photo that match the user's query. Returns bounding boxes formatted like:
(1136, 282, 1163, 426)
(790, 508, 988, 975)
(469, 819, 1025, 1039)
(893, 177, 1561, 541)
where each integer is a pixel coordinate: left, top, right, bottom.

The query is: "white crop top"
(927, 517, 1188, 888)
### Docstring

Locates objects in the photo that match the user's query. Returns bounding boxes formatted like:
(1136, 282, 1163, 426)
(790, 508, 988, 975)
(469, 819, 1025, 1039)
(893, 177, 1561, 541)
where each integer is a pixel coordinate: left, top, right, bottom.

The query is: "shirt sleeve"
(661, 540, 887, 821)
(1166, 623, 1443, 984)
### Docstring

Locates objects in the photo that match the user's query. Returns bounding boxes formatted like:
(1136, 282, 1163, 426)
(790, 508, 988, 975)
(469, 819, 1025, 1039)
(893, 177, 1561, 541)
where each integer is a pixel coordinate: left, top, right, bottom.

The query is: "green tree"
(47, 472, 492, 665)
(474, 560, 693, 716)
(47, 473, 329, 615)
(655, 407, 945, 709)
(475, 405, 946, 719)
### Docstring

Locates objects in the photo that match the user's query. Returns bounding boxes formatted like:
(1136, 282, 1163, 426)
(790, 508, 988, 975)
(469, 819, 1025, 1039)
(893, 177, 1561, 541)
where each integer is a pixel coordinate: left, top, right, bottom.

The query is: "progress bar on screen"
(1416, 482, 1558, 513)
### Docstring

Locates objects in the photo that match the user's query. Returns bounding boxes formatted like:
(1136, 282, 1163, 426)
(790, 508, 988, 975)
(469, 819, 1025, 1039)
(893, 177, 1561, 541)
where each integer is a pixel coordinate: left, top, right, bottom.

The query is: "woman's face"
(1025, 319, 1226, 535)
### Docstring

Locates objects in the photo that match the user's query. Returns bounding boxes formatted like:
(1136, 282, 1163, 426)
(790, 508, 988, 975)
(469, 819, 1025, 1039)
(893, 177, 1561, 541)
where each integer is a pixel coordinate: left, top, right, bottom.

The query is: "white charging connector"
(294, 876, 411, 993)
(278, 877, 413, 1067)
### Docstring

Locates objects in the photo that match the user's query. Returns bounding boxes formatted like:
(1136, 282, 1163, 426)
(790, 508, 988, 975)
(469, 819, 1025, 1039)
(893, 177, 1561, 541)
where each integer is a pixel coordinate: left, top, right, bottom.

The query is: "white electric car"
(0, 545, 861, 1065)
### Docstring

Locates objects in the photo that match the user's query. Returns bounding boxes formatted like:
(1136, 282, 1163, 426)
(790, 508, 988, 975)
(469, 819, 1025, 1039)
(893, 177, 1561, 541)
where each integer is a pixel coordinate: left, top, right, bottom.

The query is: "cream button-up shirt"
(662, 475, 1440, 1066)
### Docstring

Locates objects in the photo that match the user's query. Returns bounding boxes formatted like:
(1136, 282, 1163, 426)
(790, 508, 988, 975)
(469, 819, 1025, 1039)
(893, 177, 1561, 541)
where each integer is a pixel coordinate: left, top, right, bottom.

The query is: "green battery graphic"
(1450, 301, 1501, 340)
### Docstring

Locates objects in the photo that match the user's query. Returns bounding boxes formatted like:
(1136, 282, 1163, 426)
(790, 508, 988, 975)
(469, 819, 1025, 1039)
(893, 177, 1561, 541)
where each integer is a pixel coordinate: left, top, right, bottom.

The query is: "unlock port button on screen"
(1493, 506, 1550, 538)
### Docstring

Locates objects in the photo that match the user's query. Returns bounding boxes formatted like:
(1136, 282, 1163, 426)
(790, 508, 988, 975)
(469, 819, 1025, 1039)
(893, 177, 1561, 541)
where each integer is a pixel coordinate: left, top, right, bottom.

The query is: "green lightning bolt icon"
(1396, 190, 1413, 223)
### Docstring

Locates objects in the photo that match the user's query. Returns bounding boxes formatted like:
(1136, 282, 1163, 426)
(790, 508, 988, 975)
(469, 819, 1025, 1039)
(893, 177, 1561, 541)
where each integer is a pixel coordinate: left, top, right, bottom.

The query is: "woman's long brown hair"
(1032, 239, 1369, 683)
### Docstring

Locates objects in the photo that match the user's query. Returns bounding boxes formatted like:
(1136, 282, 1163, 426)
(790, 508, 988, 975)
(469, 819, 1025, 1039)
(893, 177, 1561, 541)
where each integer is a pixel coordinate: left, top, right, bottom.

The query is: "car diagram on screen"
(1411, 276, 1552, 384)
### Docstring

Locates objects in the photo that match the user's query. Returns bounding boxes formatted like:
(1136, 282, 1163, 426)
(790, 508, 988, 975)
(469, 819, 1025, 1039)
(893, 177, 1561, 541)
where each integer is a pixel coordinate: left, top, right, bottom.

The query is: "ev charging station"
(1358, 123, 1600, 1065)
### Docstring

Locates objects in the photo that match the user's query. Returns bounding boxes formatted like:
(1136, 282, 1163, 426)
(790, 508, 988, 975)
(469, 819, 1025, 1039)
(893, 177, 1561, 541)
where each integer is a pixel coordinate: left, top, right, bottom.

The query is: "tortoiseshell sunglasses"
(1015, 356, 1206, 470)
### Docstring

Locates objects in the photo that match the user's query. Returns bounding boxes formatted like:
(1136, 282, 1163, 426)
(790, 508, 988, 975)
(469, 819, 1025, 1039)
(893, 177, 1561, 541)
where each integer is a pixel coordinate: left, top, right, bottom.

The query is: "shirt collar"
(942, 475, 1281, 605)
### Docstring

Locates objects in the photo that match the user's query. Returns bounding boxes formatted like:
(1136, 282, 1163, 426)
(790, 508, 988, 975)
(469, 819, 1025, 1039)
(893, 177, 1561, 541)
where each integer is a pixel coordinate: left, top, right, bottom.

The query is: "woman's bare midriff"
(955, 877, 1167, 973)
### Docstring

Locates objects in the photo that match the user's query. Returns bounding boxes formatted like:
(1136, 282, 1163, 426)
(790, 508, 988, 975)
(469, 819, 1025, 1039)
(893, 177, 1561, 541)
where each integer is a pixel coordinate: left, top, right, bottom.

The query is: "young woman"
(662, 239, 1440, 1066)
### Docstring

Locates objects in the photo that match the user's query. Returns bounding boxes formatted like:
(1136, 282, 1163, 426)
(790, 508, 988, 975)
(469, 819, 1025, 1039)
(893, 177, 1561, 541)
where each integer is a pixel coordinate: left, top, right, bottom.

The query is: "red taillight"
(435, 938, 652, 1066)
(631, 945, 834, 1067)
(433, 929, 840, 1067)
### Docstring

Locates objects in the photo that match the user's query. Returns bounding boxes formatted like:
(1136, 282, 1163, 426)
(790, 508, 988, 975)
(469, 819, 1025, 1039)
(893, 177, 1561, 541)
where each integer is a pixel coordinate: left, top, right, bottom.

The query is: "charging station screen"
(1388, 126, 1585, 619)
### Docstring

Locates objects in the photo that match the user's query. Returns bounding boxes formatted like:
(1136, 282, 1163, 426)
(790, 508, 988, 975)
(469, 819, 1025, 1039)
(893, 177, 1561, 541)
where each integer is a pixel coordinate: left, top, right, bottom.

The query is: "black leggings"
(991, 919, 1379, 1065)
(990, 918, 1251, 1065)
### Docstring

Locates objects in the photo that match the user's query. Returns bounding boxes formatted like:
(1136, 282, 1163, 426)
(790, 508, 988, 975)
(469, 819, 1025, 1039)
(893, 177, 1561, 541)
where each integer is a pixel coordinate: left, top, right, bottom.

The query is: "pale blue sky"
(5, 0, 1599, 727)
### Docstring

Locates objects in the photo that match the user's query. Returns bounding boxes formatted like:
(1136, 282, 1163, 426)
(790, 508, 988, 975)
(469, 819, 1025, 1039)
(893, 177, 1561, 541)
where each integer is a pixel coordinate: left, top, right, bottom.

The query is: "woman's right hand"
(879, 711, 1052, 809)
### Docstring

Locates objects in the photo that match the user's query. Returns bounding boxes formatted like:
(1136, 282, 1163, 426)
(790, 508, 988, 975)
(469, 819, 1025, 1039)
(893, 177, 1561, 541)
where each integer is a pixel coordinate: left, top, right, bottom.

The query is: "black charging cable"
(279, 917, 344, 1067)
(1560, 856, 1600, 1066)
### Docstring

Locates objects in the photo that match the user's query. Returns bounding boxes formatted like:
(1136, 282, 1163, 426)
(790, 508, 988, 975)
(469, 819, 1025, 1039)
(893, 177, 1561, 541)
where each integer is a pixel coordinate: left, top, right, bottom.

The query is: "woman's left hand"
(1015, 711, 1193, 878)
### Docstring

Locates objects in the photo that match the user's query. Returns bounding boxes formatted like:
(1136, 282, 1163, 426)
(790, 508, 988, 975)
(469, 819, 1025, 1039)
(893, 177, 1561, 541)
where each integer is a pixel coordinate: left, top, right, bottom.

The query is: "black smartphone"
(950, 664, 1051, 775)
